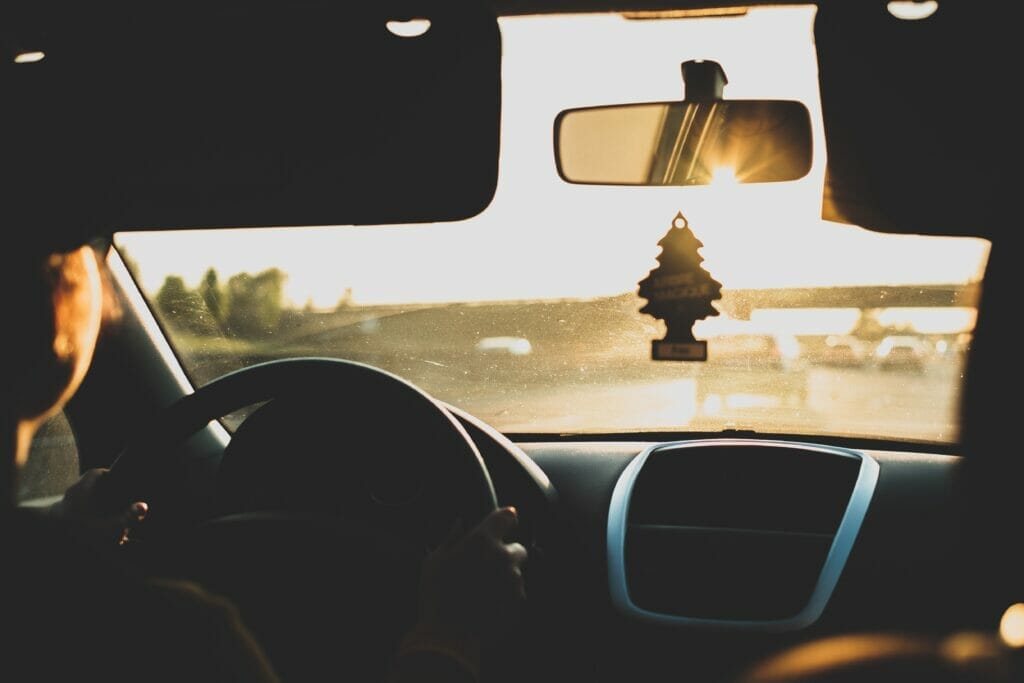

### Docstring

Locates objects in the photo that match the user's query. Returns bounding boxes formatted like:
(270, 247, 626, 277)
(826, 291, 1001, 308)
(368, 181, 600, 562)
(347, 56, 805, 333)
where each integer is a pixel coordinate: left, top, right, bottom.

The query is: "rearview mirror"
(554, 99, 812, 186)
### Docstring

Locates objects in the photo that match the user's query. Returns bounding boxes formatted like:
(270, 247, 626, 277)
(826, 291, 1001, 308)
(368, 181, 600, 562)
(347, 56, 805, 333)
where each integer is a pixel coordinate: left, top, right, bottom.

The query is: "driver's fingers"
(509, 565, 527, 600)
(505, 542, 528, 599)
(504, 541, 528, 568)
(122, 501, 149, 527)
(117, 501, 149, 546)
(473, 506, 518, 541)
(78, 467, 108, 488)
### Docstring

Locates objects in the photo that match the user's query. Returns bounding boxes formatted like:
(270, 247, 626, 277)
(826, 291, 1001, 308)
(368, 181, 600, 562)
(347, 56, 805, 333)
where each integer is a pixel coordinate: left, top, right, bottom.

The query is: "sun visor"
(815, 2, 1010, 238)
(1, 0, 500, 247)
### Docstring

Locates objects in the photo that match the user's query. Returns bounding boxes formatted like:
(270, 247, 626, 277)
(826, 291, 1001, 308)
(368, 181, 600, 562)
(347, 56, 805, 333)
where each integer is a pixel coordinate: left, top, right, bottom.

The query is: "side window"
(17, 411, 80, 503)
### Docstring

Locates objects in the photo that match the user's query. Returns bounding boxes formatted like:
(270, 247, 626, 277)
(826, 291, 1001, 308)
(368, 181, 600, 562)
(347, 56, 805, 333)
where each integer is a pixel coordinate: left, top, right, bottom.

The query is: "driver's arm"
(139, 578, 282, 683)
(389, 506, 528, 683)
(50, 471, 527, 683)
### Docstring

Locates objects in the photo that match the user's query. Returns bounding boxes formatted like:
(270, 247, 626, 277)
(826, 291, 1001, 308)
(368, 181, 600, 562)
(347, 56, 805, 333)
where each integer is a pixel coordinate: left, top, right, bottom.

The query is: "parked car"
(706, 332, 801, 372)
(874, 334, 928, 371)
(816, 334, 867, 368)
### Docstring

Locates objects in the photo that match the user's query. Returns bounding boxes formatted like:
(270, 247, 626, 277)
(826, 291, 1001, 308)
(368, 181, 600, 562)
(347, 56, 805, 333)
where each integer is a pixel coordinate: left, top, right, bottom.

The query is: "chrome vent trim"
(607, 439, 879, 631)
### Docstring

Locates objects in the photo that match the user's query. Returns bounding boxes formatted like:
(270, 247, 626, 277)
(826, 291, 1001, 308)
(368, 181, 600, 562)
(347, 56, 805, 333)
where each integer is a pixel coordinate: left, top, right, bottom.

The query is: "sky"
(116, 8, 990, 310)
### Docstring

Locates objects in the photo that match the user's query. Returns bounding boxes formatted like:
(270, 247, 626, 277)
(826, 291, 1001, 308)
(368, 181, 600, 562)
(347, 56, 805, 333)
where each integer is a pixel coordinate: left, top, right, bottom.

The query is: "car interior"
(4, 0, 1021, 681)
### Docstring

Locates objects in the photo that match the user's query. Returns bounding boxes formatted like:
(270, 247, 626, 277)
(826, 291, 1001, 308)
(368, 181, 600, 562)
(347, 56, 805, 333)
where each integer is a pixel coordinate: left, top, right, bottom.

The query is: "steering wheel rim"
(97, 357, 498, 524)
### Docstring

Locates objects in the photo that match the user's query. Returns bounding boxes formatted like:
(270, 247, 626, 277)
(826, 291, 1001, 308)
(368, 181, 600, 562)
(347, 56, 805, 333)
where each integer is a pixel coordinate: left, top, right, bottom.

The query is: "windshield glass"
(116, 8, 989, 444)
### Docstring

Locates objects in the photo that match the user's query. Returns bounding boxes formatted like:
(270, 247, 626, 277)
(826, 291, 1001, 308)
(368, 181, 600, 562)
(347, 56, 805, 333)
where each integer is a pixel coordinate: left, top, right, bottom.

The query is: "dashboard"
(453, 415, 998, 683)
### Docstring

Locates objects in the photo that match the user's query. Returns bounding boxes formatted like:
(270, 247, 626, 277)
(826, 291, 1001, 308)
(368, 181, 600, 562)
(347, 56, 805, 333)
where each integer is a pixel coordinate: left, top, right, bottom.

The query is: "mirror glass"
(555, 100, 812, 185)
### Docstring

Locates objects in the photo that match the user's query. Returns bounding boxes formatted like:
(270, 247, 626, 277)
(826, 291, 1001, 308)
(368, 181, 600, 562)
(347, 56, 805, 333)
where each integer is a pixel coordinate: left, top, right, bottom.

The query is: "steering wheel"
(95, 357, 500, 682)
(98, 356, 498, 526)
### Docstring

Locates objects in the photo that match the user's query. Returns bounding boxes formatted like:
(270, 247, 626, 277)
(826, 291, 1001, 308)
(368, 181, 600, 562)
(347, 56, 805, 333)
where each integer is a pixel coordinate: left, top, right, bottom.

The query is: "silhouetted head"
(3, 245, 104, 498)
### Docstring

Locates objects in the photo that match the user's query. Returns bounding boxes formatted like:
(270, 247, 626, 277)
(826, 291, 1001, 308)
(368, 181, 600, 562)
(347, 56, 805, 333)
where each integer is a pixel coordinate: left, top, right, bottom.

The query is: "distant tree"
(851, 309, 887, 341)
(225, 268, 287, 338)
(336, 287, 354, 310)
(154, 275, 207, 334)
(198, 268, 229, 328)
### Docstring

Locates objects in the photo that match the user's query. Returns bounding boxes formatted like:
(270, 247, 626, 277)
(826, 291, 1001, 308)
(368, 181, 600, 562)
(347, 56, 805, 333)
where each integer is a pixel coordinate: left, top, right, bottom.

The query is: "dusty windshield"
(116, 8, 988, 443)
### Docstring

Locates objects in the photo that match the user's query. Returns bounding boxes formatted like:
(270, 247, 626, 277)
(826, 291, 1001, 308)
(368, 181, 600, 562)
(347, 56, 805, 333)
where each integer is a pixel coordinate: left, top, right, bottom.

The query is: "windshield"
(116, 8, 989, 444)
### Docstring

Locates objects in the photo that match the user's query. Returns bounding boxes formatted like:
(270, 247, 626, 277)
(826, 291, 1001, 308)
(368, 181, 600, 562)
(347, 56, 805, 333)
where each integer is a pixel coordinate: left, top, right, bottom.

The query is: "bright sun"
(710, 166, 739, 187)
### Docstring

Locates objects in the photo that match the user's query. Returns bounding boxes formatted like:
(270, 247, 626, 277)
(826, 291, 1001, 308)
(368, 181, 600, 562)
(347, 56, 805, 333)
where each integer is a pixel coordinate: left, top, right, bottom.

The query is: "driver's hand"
(395, 506, 527, 680)
(48, 468, 148, 548)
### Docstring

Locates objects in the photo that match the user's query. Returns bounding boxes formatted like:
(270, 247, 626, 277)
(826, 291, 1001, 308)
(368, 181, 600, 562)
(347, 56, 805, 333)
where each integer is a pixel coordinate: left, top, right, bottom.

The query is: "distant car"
(874, 335, 927, 371)
(706, 333, 800, 372)
(475, 336, 533, 356)
(818, 334, 866, 368)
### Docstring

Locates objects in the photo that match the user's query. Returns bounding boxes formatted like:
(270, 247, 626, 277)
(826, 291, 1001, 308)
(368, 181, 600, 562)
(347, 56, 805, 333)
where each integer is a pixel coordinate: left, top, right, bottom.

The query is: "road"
(432, 363, 963, 443)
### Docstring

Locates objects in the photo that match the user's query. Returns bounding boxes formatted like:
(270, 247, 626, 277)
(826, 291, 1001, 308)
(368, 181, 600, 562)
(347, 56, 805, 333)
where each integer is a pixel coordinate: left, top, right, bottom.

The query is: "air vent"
(607, 440, 879, 631)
